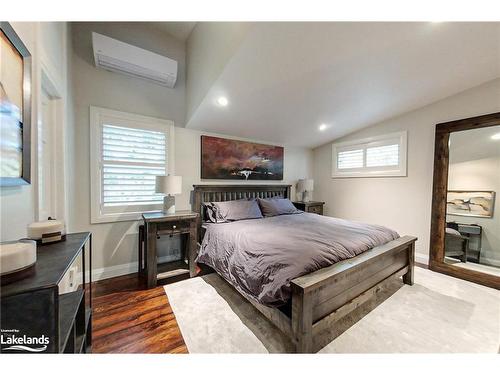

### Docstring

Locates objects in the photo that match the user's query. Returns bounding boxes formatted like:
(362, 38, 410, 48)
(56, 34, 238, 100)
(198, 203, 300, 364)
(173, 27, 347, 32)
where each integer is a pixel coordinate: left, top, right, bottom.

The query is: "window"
(332, 131, 407, 178)
(90, 106, 175, 223)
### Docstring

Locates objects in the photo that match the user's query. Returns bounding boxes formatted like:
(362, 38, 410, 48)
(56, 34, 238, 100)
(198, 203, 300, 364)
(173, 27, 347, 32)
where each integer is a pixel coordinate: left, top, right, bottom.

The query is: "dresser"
(292, 201, 325, 215)
(1, 233, 92, 353)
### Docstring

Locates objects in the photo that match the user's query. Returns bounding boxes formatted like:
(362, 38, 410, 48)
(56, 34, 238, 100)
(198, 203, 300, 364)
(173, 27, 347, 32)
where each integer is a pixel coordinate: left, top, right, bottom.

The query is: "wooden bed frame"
(192, 184, 417, 353)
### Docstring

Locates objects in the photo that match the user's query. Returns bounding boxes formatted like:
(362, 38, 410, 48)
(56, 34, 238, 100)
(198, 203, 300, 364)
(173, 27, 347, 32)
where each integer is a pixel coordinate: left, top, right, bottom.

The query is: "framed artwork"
(446, 190, 495, 218)
(1, 22, 31, 186)
(201, 135, 284, 180)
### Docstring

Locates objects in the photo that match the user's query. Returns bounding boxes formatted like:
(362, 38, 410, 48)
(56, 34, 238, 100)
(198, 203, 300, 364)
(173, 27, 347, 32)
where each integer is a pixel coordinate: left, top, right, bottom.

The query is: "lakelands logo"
(1, 329, 49, 352)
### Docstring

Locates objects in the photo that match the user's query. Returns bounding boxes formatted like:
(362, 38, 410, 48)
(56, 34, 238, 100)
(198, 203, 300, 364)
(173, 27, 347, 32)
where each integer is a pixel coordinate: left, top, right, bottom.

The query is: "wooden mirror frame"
(429, 112, 500, 289)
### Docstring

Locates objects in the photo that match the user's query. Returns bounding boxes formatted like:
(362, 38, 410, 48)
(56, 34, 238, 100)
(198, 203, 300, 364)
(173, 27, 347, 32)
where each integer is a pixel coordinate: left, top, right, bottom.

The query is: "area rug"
(164, 267, 500, 353)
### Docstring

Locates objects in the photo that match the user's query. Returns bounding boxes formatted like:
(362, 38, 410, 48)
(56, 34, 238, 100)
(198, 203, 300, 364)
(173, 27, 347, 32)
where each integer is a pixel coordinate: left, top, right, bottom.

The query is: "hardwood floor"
(91, 264, 430, 353)
(91, 273, 188, 353)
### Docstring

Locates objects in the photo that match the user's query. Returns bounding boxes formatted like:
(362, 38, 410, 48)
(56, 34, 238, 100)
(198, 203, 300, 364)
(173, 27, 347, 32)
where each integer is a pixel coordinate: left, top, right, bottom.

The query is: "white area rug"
(164, 267, 500, 353)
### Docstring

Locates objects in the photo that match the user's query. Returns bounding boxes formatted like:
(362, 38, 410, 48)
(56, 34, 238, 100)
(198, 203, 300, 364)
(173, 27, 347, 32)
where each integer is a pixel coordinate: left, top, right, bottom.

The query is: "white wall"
(68, 22, 313, 279)
(313, 78, 500, 261)
(0, 22, 70, 241)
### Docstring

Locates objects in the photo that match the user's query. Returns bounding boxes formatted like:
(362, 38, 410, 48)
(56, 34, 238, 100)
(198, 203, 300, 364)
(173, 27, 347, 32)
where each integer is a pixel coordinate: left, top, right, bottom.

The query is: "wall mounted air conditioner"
(92, 32, 177, 88)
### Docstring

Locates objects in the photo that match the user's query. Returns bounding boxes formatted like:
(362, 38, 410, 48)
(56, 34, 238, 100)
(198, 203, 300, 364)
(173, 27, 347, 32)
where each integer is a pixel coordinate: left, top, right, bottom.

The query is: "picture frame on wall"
(0, 22, 32, 186)
(446, 190, 495, 218)
(201, 135, 284, 180)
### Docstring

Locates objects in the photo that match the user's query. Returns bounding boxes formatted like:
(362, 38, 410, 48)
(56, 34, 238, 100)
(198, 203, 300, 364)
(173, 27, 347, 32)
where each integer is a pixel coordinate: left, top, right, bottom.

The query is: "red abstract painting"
(201, 136, 284, 180)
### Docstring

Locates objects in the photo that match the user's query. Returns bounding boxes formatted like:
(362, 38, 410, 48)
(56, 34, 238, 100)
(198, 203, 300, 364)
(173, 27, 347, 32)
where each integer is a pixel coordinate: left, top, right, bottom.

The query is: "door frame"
(36, 66, 65, 221)
(429, 112, 500, 289)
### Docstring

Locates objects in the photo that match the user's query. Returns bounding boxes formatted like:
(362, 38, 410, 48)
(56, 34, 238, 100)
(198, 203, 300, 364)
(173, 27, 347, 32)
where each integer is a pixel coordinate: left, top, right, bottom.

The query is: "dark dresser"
(0, 232, 92, 353)
(292, 201, 325, 215)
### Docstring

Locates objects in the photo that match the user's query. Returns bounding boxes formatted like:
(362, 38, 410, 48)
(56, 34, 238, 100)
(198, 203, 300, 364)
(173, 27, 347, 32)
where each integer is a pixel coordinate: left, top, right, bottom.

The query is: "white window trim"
(90, 106, 175, 224)
(331, 131, 407, 178)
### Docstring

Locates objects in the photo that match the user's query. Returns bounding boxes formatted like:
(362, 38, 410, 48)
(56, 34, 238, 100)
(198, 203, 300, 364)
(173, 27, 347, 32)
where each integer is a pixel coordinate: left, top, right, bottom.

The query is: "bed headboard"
(192, 184, 292, 239)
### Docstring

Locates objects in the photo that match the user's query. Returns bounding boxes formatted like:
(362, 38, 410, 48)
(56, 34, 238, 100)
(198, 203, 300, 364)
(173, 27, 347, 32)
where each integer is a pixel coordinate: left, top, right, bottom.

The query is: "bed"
(192, 184, 417, 353)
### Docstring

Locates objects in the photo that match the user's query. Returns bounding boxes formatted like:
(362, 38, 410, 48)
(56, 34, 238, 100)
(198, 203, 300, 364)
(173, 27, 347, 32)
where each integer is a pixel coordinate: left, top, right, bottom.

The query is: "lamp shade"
(155, 175, 182, 195)
(297, 179, 314, 192)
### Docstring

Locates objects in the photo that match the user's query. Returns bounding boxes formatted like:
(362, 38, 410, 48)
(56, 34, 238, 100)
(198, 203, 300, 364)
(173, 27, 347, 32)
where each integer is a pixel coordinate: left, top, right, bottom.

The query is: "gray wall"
(68, 22, 187, 276)
(68, 22, 313, 277)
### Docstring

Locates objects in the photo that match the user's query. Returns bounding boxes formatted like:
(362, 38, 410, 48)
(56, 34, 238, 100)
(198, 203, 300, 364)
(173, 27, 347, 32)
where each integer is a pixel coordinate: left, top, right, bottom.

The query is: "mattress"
(196, 212, 399, 307)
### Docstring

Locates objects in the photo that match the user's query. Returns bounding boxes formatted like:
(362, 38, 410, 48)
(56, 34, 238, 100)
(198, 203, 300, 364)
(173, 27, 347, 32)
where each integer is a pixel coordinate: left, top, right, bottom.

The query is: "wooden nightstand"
(292, 201, 325, 215)
(140, 211, 198, 289)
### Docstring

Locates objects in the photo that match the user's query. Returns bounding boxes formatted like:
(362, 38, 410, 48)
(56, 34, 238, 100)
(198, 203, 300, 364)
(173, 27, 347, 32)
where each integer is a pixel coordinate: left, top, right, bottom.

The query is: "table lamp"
(297, 179, 314, 202)
(155, 175, 182, 214)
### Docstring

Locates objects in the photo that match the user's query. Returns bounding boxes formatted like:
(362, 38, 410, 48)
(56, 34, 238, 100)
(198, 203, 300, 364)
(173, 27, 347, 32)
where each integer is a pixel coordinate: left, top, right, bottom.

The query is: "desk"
(457, 223, 482, 263)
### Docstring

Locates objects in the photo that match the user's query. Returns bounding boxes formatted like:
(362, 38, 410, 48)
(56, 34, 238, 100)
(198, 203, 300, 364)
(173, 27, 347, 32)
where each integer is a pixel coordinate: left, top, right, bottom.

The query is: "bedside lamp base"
(302, 191, 312, 202)
(163, 195, 176, 214)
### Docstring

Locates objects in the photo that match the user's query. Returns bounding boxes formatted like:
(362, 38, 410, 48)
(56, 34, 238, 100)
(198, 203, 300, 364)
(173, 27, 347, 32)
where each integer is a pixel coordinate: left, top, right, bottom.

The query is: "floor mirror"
(430, 112, 500, 289)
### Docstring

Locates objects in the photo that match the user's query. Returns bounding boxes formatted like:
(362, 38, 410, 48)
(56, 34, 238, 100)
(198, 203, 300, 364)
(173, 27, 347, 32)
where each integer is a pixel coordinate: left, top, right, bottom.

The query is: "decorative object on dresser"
(155, 175, 182, 214)
(297, 179, 314, 202)
(200, 135, 284, 180)
(292, 201, 325, 215)
(27, 218, 66, 244)
(140, 211, 198, 288)
(0, 22, 32, 186)
(0, 232, 92, 353)
(0, 240, 37, 285)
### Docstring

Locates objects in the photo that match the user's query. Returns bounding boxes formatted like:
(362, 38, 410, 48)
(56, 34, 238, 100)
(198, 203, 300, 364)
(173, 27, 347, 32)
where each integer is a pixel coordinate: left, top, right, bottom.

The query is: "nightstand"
(292, 201, 325, 215)
(140, 211, 198, 288)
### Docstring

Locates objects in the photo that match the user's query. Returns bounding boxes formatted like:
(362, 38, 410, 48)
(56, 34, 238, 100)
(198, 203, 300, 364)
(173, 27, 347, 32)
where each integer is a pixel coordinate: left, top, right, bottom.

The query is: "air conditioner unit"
(92, 32, 177, 88)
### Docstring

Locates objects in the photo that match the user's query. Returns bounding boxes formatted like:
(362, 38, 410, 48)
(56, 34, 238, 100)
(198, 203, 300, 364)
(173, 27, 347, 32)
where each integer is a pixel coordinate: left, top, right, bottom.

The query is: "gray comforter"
(196, 213, 399, 307)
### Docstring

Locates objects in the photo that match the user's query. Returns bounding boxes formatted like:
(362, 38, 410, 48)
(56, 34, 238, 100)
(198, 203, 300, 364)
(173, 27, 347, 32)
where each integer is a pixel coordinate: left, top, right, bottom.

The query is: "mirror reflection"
(445, 125, 500, 276)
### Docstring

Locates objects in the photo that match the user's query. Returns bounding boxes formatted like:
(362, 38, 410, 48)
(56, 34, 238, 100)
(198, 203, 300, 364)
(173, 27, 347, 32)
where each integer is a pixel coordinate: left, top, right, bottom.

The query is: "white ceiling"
(186, 22, 500, 148)
(152, 22, 196, 41)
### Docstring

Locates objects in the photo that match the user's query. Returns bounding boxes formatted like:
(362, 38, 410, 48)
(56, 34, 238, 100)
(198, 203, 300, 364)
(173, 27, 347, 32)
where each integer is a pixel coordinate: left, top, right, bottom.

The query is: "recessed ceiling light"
(318, 123, 329, 131)
(216, 96, 229, 107)
(491, 132, 500, 140)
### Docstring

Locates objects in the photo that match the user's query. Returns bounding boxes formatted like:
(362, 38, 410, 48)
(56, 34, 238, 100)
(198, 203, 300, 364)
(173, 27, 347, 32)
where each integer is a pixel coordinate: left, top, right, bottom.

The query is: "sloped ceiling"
(185, 22, 500, 148)
(152, 22, 196, 41)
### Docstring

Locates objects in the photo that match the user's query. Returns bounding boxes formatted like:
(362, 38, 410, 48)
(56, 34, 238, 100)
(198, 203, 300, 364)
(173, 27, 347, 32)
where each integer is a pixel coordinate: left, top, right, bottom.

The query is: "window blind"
(332, 131, 407, 178)
(337, 149, 364, 170)
(366, 143, 399, 167)
(101, 124, 166, 207)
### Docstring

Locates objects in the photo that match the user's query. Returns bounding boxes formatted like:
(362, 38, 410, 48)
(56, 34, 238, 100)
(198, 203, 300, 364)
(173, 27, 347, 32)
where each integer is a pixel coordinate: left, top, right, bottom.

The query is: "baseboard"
(415, 253, 429, 265)
(90, 262, 138, 282)
(88, 255, 180, 282)
(479, 256, 500, 268)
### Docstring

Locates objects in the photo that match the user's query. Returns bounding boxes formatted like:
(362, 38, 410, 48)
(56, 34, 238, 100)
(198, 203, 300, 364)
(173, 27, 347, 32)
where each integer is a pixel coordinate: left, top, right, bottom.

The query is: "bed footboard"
(289, 235, 417, 353)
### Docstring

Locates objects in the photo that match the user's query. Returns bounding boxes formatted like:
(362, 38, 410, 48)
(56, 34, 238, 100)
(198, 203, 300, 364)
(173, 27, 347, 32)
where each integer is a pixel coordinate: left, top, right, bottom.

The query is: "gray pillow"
(257, 198, 302, 217)
(205, 199, 263, 223)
